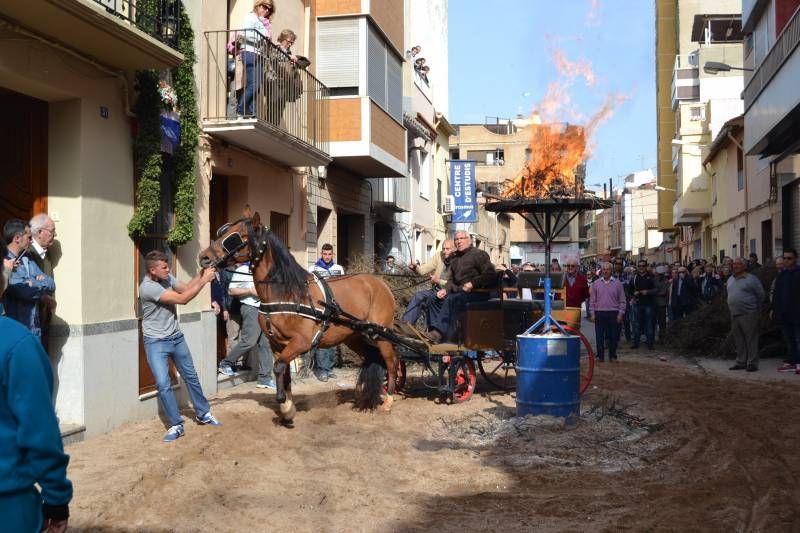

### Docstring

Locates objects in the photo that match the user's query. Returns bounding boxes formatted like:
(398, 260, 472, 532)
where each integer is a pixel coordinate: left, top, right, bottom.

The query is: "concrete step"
(60, 423, 86, 445)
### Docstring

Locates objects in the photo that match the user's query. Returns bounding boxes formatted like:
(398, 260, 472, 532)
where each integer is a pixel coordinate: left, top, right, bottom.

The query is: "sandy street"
(63, 338, 800, 533)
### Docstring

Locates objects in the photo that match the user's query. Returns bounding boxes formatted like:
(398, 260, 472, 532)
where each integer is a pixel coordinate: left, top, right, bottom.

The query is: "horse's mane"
(250, 221, 310, 301)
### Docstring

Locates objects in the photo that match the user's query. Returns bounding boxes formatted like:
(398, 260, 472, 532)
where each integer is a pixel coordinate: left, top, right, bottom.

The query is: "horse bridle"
(213, 219, 270, 270)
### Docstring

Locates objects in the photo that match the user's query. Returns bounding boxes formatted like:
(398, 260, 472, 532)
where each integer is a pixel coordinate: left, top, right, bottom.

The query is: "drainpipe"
(0, 19, 136, 118)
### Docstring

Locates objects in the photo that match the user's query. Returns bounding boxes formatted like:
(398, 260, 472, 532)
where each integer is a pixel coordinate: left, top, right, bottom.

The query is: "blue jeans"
(144, 332, 211, 427)
(314, 347, 336, 375)
(237, 51, 263, 116)
(430, 291, 489, 343)
(402, 288, 439, 326)
(595, 311, 620, 360)
(0, 487, 42, 533)
(632, 302, 655, 347)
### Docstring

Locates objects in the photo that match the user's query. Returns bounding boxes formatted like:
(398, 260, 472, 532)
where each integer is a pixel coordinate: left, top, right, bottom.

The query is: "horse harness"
(257, 272, 341, 353)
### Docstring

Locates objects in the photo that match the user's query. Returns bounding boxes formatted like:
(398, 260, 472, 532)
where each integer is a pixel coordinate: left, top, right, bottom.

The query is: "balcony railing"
(202, 29, 329, 156)
(93, 0, 181, 49)
(743, 7, 800, 110)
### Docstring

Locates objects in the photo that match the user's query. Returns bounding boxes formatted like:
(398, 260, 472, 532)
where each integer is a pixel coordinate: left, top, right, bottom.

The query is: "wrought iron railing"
(202, 29, 329, 156)
(93, 0, 181, 50)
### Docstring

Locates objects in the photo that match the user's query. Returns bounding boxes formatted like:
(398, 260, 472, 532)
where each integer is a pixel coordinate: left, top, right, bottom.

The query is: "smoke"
(552, 48, 596, 87)
(585, 0, 601, 26)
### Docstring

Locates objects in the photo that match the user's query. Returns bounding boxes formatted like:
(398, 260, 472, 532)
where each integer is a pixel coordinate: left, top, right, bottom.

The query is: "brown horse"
(198, 213, 399, 425)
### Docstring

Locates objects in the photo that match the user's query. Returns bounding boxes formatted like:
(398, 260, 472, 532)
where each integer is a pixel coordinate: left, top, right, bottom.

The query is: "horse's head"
(198, 212, 265, 270)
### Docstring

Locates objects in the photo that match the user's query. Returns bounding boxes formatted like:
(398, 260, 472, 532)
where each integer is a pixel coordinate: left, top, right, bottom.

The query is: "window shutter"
(387, 51, 402, 121)
(367, 24, 386, 108)
(317, 18, 359, 88)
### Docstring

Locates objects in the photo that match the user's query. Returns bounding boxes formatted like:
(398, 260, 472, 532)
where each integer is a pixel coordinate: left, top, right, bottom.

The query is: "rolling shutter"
(317, 18, 359, 88)
(386, 51, 402, 121)
(367, 24, 386, 108)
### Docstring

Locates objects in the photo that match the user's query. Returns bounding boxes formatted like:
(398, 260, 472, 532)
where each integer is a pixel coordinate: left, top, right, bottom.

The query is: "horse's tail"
(354, 345, 385, 411)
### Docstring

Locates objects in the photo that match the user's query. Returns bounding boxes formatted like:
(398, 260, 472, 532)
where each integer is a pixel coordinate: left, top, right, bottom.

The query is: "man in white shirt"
(218, 262, 276, 389)
(308, 243, 344, 381)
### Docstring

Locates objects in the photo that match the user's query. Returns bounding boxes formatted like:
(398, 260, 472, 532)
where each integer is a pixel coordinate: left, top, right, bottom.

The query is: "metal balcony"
(201, 29, 330, 167)
(0, 0, 184, 68)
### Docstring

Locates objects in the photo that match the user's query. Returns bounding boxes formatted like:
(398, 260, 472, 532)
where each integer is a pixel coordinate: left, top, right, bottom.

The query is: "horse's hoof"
(280, 398, 296, 422)
(381, 395, 394, 412)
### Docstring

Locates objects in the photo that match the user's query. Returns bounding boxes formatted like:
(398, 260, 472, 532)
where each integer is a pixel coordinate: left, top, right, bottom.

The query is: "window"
(689, 106, 704, 121)
(270, 211, 290, 246)
(449, 149, 459, 160)
(737, 148, 744, 190)
(419, 151, 430, 200)
(317, 18, 359, 93)
(436, 179, 443, 213)
(466, 149, 504, 165)
(367, 22, 402, 121)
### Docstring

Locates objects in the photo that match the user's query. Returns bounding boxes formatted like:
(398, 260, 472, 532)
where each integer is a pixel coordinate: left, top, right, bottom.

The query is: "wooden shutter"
(317, 18, 359, 88)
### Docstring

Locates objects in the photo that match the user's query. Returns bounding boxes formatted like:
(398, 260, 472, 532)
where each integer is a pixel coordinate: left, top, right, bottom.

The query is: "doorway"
(0, 88, 48, 228)
(336, 213, 365, 270)
(210, 174, 230, 362)
(762, 219, 773, 263)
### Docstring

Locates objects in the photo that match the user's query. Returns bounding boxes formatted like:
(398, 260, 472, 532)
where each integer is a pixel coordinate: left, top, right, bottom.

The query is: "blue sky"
(448, 0, 656, 190)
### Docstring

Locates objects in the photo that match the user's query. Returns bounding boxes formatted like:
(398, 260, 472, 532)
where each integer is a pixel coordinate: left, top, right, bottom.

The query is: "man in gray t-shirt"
(138, 250, 221, 442)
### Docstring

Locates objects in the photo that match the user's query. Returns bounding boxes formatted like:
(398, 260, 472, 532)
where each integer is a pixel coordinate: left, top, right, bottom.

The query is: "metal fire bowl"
(484, 197, 614, 215)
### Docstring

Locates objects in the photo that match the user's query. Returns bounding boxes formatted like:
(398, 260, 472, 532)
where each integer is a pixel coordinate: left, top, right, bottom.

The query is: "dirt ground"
(66, 345, 800, 533)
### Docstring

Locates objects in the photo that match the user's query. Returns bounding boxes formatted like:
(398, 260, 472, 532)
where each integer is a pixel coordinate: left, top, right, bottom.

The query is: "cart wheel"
(451, 357, 477, 403)
(557, 325, 595, 394)
(477, 351, 517, 390)
(384, 359, 407, 393)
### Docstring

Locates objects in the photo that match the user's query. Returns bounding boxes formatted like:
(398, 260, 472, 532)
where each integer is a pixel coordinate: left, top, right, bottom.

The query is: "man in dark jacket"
(428, 231, 496, 342)
(630, 260, 656, 349)
(699, 263, 722, 302)
(774, 249, 800, 373)
(670, 265, 698, 319)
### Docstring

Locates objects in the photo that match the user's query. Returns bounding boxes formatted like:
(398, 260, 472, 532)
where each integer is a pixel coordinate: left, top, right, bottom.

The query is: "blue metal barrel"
(516, 333, 580, 419)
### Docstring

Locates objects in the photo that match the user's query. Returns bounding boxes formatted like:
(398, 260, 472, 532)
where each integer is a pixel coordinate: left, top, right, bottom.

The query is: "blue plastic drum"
(516, 333, 581, 419)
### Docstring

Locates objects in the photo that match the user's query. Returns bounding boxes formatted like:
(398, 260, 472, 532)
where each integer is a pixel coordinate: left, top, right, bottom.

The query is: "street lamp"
(703, 61, 754, 75)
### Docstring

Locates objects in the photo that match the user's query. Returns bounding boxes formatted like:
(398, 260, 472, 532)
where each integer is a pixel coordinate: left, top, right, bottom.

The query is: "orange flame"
(503, 123, 587, 199)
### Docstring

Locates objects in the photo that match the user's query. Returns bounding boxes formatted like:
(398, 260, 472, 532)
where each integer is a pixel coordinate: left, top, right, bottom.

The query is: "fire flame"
(503, 123, 587, 199)
(502, 45, 628, 200)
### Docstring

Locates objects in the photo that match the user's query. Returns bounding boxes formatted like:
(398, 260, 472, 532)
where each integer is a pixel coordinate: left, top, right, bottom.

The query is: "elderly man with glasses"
(727, 257, 766, 372)
(427, 231, 497, 343)
(563, 258, 589, 310)
(670, 265, 699, 320)
(773, 249, 800, 373)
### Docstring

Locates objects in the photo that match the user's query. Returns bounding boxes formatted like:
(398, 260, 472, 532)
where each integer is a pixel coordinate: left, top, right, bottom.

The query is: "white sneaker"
(163, 424, 185, 442)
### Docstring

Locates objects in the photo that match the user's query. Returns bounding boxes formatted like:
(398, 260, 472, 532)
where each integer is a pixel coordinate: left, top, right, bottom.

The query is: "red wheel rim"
(552, 325, 595, 395)
(453, 358, 476, 403)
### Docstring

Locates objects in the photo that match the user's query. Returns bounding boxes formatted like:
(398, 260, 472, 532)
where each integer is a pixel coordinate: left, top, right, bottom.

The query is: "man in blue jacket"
(0, 249, 72, 532)
(774, 249, 800, 373)
(3, 218, 56, 340)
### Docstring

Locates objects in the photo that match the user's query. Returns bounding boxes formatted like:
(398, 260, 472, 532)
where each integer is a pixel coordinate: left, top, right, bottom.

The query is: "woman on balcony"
(237, 0, 274, 117)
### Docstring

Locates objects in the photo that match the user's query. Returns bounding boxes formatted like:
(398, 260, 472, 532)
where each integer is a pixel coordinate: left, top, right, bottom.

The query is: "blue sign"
(450, 160, 477, 223)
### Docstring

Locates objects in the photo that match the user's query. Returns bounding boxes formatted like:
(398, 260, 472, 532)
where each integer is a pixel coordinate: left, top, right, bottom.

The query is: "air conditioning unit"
(442, 195, 455, 213)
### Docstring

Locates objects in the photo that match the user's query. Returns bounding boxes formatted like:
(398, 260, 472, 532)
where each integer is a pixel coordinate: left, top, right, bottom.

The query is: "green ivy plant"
(167, 7, 198, 246)
(127, 69, 162, 239)
(128, 3, 198, 246)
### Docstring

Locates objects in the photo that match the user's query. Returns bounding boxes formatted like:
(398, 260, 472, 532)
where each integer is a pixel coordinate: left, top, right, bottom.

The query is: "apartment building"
(656, 0, 744, 262)
(742, 0, 800, 255)
(370, 0, 452, 266)
(622, 170, 663, 261)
